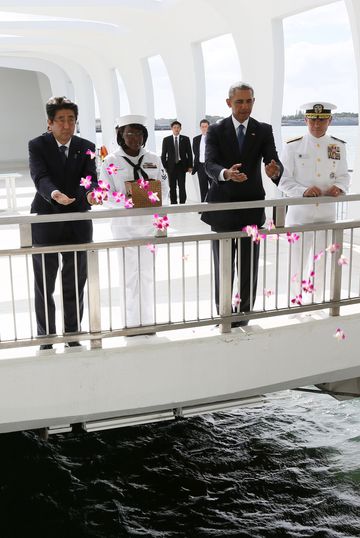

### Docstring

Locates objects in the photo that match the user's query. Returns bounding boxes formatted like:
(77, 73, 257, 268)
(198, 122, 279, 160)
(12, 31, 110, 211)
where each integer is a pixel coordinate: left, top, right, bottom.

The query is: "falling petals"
(269, 233, 280, 241)
(291, 273, 298, 283)
(338, 255, 349, 266)
(265, 220, 279, 240)
(291, 294, 303, 306)
(242, 224, 266, 243)
(106, 163, 119, 175)
(301, 278, 315, 294)
(98, 179, 110, 191)
(153, 214, 169, 231)
(112, 191, 125, 203)
(148, 191, 160, 204)
(91, 187, 107, 203)
(287, 232, 300, 244)
(146, 243, 156, 254)
(137, 178, 150, 190)
(314, 250, 324, 262)
(86, 149, 96, 159)
(264, 289, 274, 298)
(182, 254, 190, 261)
(232, 293, 241, 307)
(334, 328, 346, 341)
(80, 175, 92, 189)
(326, 243, 341, 253)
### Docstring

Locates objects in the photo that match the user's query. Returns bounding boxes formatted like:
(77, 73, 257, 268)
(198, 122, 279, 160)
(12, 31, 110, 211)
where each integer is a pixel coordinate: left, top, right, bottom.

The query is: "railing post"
(275, 205, 286, 228)
(87, 249, 102, 349)
(219, 238, 232, 333)
(329, 228, 344, 317)
(19, 224, 32, 248)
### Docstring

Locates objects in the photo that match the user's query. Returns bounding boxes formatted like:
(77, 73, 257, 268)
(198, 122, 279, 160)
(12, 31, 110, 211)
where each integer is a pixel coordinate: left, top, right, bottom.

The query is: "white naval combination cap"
(115, 114, 147, 128)
(300, 102, 337, 119)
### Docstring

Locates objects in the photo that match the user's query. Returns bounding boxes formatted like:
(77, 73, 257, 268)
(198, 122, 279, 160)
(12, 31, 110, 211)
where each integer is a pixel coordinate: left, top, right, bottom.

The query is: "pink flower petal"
(291, 294, 303, 305)
(137, 178, 150, 190)
(338, 255, 349, 266)
(112, 191, 125, 203)
(314, 250, 324, 262)
(326, 243, 341, 253)
(263, 289, 274, 298)
(287, 232, 300, 244)
(153, 214, 169, 230)
(146, 243, 156, 254)
(106, 163, 119, 175)
(80, 175, 92, 189)
(86, 149, 96, 159)
(98, 179, 110, 191)
(148, 191, 160, 203)
(334, 328, 346, 341)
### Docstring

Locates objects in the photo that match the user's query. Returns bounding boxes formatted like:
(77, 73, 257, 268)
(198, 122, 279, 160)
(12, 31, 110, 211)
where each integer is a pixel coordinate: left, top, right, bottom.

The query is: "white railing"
(1, 195, 360, 350)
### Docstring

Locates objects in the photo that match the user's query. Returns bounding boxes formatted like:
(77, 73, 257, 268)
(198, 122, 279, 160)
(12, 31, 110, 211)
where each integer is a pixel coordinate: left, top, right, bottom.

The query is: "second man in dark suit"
(201, 82, 283, 326)
(192, 119, 212, 202)
(161, 120, 193, 204)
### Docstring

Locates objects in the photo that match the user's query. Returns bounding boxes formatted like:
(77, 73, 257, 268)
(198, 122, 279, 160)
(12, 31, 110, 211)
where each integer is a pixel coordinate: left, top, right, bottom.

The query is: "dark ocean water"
(0, 390, 359, 538)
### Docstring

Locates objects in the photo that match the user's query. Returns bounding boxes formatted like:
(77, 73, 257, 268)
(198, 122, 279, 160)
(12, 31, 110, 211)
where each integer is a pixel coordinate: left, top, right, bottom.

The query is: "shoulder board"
(331, 135, 346, 144)
(286, 136, 303, 144)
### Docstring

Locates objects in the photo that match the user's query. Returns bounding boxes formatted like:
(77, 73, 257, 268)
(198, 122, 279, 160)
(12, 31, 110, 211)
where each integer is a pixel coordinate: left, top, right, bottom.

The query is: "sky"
(147, 0, 358, 118)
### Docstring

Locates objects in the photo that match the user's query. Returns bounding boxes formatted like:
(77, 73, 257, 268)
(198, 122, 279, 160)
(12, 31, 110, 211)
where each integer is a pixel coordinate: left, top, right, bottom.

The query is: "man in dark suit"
(29, 96, 101, 350)
(201, 82, 283, 326)
(161, 120, 193, 204)
(192, 119, 212, 202)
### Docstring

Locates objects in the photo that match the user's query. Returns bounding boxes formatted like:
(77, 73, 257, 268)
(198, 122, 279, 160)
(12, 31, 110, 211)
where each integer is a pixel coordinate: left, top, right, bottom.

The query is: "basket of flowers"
(125, 178, 162, 208)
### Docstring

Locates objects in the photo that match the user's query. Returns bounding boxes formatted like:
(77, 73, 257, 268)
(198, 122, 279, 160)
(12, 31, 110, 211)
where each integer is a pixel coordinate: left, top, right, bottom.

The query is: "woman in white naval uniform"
(100, 115, 168, 329)
(279, 102, 350, 302)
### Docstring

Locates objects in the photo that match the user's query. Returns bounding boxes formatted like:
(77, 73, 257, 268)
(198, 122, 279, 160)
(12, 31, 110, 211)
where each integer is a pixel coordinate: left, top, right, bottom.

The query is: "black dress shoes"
(65, 341, 82, 348)
(231, 320, 249, 328)
(39, 344, 53, 351)
(126, 332, 156, 338)
(216, 321, 249, 328)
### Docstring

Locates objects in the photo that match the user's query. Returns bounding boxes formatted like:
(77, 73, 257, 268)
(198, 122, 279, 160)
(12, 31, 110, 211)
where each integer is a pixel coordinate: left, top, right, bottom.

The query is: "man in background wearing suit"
(201, 82, 283, 327)
(161, 120, 193, 204)
(192, 119, 212, 202)
(29, 96, 101, 350)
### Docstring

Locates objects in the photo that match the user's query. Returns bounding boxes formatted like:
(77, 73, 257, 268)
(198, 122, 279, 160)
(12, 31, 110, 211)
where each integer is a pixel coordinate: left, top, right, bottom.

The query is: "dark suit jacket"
(161, 134, 193, 172)
(29, 132, 98, 245)
(201, 116, 283, 232)
(192, 134, 203, 175)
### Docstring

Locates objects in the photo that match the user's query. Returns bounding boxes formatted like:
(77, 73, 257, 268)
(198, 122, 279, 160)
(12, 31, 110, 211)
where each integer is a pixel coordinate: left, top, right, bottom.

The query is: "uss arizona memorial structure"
(0, 0, 360, 434)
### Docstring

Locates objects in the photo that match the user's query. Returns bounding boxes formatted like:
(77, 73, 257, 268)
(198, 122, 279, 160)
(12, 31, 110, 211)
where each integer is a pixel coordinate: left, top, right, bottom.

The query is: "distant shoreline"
(95, 115, 358, 132)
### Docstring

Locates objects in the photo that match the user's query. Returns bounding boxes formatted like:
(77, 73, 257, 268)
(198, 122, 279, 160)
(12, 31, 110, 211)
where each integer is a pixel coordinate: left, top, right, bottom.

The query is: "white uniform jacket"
(279, 133, 350, 225)
(100, 147, 168, 239)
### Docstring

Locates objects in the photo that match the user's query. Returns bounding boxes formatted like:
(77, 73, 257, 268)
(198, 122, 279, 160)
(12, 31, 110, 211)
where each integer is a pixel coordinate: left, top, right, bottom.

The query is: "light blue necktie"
(237, 124, 245, 152)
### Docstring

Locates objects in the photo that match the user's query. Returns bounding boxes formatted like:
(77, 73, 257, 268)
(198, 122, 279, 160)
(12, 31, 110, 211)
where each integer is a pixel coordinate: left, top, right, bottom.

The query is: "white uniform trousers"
(117, 245, 155, 328)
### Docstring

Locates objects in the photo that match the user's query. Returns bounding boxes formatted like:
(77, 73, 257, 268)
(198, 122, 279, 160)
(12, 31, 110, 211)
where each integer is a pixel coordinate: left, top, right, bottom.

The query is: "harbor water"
(0, 390, 359, 537)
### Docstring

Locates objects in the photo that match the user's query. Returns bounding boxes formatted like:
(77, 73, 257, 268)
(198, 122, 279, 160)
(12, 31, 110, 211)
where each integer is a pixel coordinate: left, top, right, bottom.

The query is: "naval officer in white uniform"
(279, 102, 350, 302)
(101, 114, 168, 330)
